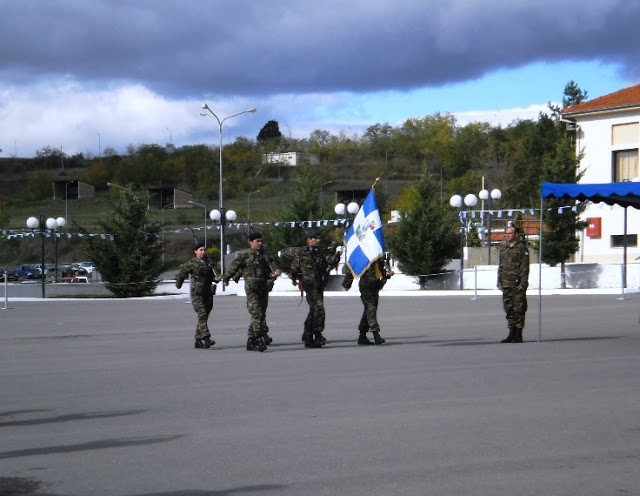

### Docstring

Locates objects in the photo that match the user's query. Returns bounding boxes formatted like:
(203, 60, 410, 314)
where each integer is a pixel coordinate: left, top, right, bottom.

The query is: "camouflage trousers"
(502, 287, 528, 329)
(246, 289, 269, 338)
(357, 289, 381, 333)
(191, 293, 214, 340)
(302, 284, 325, 335)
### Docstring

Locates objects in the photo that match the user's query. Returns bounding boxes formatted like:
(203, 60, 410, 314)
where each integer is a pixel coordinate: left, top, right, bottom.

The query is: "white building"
(563, 84, 640, 262)
(263, 152, 319, 166)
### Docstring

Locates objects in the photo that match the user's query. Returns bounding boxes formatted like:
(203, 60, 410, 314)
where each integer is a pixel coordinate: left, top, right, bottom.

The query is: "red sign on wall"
(586, 217, 602, 238)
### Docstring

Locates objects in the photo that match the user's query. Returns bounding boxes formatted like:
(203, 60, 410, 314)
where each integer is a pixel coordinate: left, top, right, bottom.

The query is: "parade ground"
(2, 293, 639, 495)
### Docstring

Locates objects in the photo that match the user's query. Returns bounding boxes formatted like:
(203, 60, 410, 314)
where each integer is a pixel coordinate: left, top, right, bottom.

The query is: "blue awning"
(541, 182, 640, 209)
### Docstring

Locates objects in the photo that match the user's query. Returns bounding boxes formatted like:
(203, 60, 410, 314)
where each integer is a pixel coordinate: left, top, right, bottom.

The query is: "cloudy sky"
(1, 0, 639, 158)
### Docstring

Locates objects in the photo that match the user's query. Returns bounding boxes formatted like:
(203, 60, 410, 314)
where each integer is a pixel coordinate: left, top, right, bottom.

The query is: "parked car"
(0, 267, 19, 281)
(79, 261, 95, 274)
(15, 265, 38, 279)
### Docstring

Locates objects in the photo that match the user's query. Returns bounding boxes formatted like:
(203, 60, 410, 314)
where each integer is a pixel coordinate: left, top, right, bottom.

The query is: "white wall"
(573, 109, 640, 262)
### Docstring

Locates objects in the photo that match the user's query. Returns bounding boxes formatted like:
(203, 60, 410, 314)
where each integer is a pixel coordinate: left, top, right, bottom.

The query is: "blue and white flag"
(345, 189, 386, 277)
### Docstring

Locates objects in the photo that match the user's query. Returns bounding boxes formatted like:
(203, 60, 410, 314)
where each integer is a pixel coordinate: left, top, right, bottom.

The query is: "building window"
(612, 122, 639, 145)
(613, 149, 639, 182)
(611, 234, 638, 248)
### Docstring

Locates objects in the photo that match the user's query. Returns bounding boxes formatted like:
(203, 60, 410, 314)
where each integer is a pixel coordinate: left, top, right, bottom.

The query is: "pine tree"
(387, 171, 459, 288)
(80, 186, 165, 297)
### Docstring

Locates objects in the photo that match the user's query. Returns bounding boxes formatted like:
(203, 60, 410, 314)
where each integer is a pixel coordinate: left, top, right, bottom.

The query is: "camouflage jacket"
(223, 248, 277, 292)
(497, 240, 530, 289)
(282, 244, 341, 289)
(342, 258, 389, 291)
(175, 257, 217, 295)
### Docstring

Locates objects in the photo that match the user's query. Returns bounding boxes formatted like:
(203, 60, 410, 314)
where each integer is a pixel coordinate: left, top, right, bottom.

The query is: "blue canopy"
(541, 181, 640, 209)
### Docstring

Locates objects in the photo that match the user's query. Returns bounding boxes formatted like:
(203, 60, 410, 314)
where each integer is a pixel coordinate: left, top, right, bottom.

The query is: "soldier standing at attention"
(223, 232, 281, 352)
(175, 240, 221, 349)
(342, 256, 394, 345)
(497, 225, 530, 343)
(282, 228, 342, 348)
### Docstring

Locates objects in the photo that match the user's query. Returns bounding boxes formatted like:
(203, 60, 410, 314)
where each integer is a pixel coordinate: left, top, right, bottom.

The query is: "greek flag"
(345, 189, 386, 277)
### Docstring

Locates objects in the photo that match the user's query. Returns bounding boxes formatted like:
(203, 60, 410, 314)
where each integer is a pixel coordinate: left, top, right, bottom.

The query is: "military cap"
(193, 240, 206, 251)
(306, 228, 321, 238)
(248, 231, 263, 241)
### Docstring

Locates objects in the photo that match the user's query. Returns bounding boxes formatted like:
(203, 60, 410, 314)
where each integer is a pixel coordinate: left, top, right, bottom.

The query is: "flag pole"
(372, 175, 381, 189)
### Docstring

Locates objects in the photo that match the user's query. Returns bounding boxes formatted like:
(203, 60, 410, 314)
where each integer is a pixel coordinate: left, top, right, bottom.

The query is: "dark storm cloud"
(1, 0, 638, 98)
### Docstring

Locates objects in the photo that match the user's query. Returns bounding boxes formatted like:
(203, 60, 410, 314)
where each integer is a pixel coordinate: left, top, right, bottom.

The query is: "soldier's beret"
(193, 240, 205, 251)
(248, 231, 263, 241)
(306, 228, 321, 238)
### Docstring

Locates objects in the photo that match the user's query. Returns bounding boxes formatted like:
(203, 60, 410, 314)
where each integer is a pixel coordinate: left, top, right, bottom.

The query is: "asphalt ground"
(1, 293, 639, 496)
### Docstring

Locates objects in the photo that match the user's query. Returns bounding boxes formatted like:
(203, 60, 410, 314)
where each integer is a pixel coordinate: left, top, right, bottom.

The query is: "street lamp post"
(161, 203, 174, 263)
(449, 194, 478, 290)
(478, 188, 502, 264)
(247, 190, 260, 223)
(65, 181, 73, 225)
(320, 181, 333, 217)
(201, 103, 256, 275)
(188, 201, 208, 247)
(385, 172, 398, 196)
(26, 215, 65, 297)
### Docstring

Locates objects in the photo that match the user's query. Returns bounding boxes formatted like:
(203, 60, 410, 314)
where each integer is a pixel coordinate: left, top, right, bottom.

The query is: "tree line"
(3, 81, 588, 295)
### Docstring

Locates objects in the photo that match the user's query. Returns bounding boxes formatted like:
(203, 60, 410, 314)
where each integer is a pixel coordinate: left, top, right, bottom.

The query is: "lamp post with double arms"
(200, 103, 256, 276)
(26, 215, 65, 297)
(478, 188, 502, 265)
(449, 194, 478, 290)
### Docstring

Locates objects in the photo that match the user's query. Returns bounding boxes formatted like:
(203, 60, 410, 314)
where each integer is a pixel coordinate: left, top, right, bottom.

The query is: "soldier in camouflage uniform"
(223, 232, 281, 352)
(281, 228, 342, 348)
(175, 240, 221, 349)
(497, 225, 530, 343)
(342, 257, 394, 345)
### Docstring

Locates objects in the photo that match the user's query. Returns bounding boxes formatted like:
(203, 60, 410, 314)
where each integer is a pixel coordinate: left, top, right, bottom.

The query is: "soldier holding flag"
(341, 187, 392, 345)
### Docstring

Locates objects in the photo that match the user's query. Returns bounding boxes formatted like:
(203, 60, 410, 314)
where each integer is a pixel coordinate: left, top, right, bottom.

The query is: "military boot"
(195, 339, 204, 349)
(202, 336, 214, 349)
(501, 327, 515, 343)
(373, 331, 386, 345)
(357, 331, 373, 345)
(513, 328, 523, 343)
(247, 337, 266, 352)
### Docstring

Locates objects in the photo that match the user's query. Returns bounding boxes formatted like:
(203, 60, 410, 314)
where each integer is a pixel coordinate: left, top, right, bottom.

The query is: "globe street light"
(478, 188, 502, 264)
(201, 103, 256, 276)
(449, 193, 478, 290)
(26, 215, 65, 297)
(209, 208, 238, 292)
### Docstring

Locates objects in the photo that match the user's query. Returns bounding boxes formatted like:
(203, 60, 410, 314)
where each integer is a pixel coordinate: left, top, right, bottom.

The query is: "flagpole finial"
(372, 176, 381, 189)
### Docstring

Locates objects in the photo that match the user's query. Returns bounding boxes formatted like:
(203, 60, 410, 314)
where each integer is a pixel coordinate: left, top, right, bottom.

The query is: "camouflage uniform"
(176, 257, 217, 341)
(224, 248, 277, 340)
(343, 258, 390, 344)
(282, 243, 341, 346)
(497, 239, 530, 335)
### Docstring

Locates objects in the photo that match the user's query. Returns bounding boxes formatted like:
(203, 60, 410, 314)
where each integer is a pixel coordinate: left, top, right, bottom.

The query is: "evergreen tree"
(387, 170, 459, 288)
(266, 163, 339, 271)
(257, 120, 283, 143)
(80, 185, 165, 297)
(541, 124, 587, 287)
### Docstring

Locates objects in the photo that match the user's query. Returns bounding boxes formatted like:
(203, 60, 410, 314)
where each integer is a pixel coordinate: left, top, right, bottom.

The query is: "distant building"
(146, 187, 192, 209)
(52, 180, 95, 200)
(263, 152, 319, 166)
